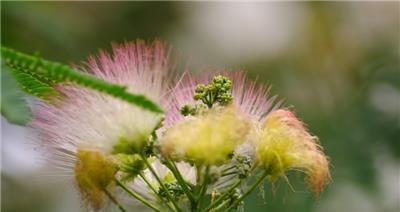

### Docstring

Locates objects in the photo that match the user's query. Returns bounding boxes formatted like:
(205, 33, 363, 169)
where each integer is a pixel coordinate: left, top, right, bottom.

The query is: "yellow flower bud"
(161, 107, 250, 165)
(75, 149, 116, 209)
(255, 109, 330, 194)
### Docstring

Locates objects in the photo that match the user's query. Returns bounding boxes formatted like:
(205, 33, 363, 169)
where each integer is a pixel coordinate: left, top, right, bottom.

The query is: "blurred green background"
(1, 2, 399, 212)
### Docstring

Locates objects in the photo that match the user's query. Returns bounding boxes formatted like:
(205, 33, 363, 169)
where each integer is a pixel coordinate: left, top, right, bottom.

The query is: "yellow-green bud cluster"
(180, 104, 207, 116)
(158, 182, 185, 201)
(233, 155, 253, 179)
(180, 75, 233, 116)
(194, 75, 233, 108)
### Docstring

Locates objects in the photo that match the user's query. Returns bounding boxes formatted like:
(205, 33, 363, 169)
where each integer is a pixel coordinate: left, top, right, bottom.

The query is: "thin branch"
(197, 165, 210, 211)
(225, 170, 269, 211)
(115, 179, 161, 212)
(140, 154, 182, 212)
(167, 159, 196, 203)
(139, 172, 176, 212)
(103, 188, 127, 212)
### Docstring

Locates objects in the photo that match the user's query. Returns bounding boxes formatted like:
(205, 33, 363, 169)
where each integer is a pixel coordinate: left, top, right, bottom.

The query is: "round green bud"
(195, 84, 206, 93)
(180, 105, 192, 116)
(194, 93, 203, 101)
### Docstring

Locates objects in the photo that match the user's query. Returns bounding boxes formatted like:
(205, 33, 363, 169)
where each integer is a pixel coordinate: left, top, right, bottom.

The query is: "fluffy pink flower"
(163, 71, 280, 131)
(255, 109, 330, 194)
(31, 41, 175, 208)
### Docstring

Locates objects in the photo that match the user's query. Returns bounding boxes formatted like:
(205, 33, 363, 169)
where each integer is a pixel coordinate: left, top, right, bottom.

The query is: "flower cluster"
(32, 41, 330, 212)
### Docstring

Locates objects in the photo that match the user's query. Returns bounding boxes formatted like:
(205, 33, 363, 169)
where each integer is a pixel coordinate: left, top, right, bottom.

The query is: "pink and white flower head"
(255, 109, 330, 195)
(162, 71, 280, 156)
(159, 71, 281, 192)
(31, 41, 174, 209)
(160, 70, 329, 195)
(163, 71, 280, 130)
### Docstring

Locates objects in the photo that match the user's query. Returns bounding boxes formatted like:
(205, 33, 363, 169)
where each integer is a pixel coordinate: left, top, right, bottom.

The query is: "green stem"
(139, 172, 159, 196)
(221, 166, 236, 173)
(140, 154, 182, 212)
(115, 179, 161, 212)
(138, 172, 176, 212)
(167, 160, 196, 203)
(103, 188, 127, 212)
(225, 170, 269, 211)
(197, 165, 210, 211)
(204, 165, 260, 212)
(211, 200, 228, 212)
(221, 171, 237, 177)
(203, 180, 242, 212)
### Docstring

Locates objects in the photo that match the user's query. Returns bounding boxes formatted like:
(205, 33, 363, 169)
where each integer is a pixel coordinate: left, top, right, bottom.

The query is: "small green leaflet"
(8, 64, 59, 101)
(1, 62, 32, 125)
(1, 46, 164, 113)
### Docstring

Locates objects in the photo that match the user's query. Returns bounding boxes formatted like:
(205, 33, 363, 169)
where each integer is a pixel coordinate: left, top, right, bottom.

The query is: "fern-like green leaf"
(1, 46, 163, 113)
(8, 65, 59, 101)
(1, 62, 32, 125)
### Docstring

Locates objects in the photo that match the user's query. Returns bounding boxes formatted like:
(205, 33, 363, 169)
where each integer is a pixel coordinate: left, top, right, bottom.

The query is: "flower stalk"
(102, 188, 127, 212)
(197, 165, 211, 211)
(225, 170, 269, 211)
(165, 159, 197, 204)
(115, 179, 161, 212)
(140, 153, 183, 212)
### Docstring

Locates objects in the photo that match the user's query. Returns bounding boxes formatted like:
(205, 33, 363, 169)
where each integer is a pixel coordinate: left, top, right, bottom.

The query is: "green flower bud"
(195, 84, 206, 93)
(193, 93, 203, 101)
(113, 154, 145, 180)
(158, 182, 184, 201)
(223, 81, 232, 90)
(180, 104, 193, 116)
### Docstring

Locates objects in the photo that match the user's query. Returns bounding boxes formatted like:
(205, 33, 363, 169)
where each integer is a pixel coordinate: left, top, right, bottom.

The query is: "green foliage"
(1, 46, 163, 113)
(8, 64, 59, 101)
(1, 62, 32, 125)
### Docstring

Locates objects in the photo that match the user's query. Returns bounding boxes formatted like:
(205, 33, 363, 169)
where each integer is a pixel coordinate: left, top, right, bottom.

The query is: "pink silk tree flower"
(254, 109, 330, 195)
(163, 71, 280, 132)
(159, 71, 281, 193)
(3, 37, 333, 212)
(31, 41, 174, 209)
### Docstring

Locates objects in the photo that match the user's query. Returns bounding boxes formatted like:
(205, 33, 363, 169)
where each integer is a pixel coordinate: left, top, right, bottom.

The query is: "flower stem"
(204, 165, 260, 212)
(221, 166, 236, 173)
(167, 160, 196, 203)
(197, 165, 210, 211)
(203, 179, 242, 212)
(139, 172, 159, 196)
(103, 188, 127, 212)
(221, 171, 237, 177)
(140, 154, 182, 212)
(210, 200, 228, 212)
(225, 170, 269, 211)
(138, 172, 176, 212)
(115, 179, 161, 212)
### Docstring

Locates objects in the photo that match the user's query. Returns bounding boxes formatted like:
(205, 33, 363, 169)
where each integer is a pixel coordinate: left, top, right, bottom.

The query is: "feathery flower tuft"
(164, 71, 278, 131)
(162, 106, 250, 165)
(75, 150, 116, 209)
(255, 109, 330, 194)
(32, 41, 174, 209)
